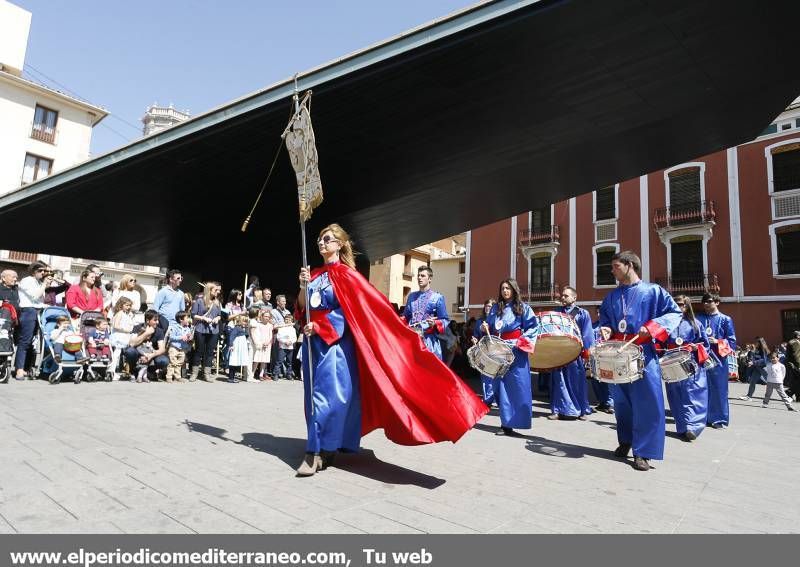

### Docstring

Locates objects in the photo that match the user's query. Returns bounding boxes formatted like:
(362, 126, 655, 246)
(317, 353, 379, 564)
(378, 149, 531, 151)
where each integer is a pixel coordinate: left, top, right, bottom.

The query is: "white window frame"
(663, 162, 706, 208)
(765, 137, 800, 196)
(664, 233, 708, 282)
(769, 220, 800, 279)
(593, 243, 620, 289)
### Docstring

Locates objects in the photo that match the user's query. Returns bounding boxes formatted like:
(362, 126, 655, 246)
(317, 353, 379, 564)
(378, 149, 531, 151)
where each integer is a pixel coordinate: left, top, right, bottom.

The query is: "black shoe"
(614, 443, 631, 458)
(496, 427, 522, 437)
(683, 431, 697, 442)
(633, 456, 651, 471)
(320, 450, 337, 470)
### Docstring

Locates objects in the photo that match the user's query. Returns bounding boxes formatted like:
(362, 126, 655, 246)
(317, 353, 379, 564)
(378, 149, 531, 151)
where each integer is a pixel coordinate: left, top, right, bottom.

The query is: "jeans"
(192, 332, 218, 369)
(123, 347, 168, 371)
(746, 366, 767, 397)
(13, 308, 39, 371)
(274, 348, 295, 378)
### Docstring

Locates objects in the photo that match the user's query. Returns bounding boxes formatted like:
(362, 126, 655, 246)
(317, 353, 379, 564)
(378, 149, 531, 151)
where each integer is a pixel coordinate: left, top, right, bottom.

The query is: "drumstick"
(617, 334, 639, 354)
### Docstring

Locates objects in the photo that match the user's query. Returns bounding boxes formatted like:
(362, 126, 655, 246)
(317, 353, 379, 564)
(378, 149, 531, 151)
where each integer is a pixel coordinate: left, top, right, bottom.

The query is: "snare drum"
(528, 311, 583, 371)
(726, 354, 739, 380)
(467, 336, 515, 379)
(590, 340, 644, 384)
(659, 350, 698, 383)
(63, 334, 83, 353)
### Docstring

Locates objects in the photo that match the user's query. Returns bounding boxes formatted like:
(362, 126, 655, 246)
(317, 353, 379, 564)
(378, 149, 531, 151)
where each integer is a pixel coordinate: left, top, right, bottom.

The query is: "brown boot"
(296, 453, 321, 477)
(203, 368, 214, 382)
(188, 366, 199, 382)
(633, 456, 651, 471)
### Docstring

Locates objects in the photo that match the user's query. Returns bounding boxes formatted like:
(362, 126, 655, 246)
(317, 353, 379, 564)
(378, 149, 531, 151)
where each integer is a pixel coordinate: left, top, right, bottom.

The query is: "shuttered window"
(670, 239, 703, 281)
(668, 167, 701, 208)
(776, 226, 800, 274)
(772, 145, 800, 193)
(782, 309, 800, 341)
(595, 186, 615, 221)
(531, 207, 551, 232)
(530, 255, 551, 289)
(596, 248, 615, 286)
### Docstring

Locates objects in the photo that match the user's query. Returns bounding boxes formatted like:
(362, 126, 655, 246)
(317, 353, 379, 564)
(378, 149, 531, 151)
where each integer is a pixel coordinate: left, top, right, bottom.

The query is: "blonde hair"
(319, 223, 356, 269)
(203, 281, 221, 308)
(119, 274, 136, 291)
(113, 297, 132, 313)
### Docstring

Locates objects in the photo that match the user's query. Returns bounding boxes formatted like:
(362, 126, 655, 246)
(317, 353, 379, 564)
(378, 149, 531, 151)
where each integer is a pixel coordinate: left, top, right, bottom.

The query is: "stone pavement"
(0, 376, 797, 534)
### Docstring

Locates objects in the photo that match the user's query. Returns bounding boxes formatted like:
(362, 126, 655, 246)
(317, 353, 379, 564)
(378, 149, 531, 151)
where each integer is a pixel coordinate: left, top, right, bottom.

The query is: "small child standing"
(227, 314, 251, 383)
(86, 318, 112, 361)
(166, 311, 194, 383)
(274, 314, 298, 380)
(763, 352, 797, 411)
(250, 308, 274, 381)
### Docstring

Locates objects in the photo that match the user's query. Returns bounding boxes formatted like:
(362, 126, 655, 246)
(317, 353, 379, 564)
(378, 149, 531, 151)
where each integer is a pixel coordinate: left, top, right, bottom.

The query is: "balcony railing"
(653, 200, 716, 230)
(655, 273, 720, 296)
(521, 283, 560, 303)
(519, 225, 560, 246)
(30, 125, 56, 144)
(6, 250, 37, 263)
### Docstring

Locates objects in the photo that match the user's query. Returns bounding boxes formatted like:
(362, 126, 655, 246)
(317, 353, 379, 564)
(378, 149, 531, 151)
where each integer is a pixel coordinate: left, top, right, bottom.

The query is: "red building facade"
(466, 102, 800, 346)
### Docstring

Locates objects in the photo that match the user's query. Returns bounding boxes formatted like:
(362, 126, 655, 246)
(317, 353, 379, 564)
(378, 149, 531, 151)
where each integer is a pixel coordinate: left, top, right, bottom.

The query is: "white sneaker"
(788, 405, 797, 412)
(739, 396, 751, 401)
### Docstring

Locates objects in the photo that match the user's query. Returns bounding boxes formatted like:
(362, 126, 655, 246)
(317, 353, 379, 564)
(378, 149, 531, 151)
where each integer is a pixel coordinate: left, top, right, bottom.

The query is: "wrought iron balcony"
(30, 125, 56, 144)
(519, 225, 560, 246)
(653, 200, 716, 230)
(654, 273, 720, 296)
(521, 283, 560, 303)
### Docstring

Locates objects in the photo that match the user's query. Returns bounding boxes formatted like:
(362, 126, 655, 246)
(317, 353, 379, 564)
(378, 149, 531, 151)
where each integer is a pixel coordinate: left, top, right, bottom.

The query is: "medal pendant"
(675, 337, 684, 346)
(494, 318, 503, 331)
(618, 319, 627, 333)
(706, 327, 713, 336)
(309, 291, 322, 308)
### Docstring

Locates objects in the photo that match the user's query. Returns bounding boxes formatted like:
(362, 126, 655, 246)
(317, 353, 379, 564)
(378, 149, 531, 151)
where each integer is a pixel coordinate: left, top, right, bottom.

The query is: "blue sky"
(13, 0, 473, 156)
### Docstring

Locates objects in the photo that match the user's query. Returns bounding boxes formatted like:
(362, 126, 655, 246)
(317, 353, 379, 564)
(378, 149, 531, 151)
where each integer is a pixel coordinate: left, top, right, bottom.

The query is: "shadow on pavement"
(524, 435, 619, 461)
(184, 420, 445, 488)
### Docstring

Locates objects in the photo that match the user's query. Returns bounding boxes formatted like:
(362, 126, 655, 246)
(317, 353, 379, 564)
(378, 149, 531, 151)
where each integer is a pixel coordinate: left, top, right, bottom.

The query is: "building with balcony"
(142, 103, 190, 136)
(369, 235, 467, 321)
(465, 97, 800, 346)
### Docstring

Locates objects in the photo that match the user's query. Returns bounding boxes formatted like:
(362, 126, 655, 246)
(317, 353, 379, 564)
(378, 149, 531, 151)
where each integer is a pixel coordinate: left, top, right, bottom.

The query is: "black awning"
(2, 0, 799, 292)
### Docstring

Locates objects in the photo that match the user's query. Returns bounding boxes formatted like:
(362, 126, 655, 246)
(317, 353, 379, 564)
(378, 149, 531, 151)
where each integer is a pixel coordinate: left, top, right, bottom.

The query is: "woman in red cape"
(295, 223, 488, 476)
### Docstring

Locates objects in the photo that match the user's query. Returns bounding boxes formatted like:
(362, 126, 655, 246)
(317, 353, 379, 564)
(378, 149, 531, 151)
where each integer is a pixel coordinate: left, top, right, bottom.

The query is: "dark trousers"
(14, 307, 39, 371)
(275, 348, 295, 378)
(192, 332, 218, 369)
(123, 347, 168, 371)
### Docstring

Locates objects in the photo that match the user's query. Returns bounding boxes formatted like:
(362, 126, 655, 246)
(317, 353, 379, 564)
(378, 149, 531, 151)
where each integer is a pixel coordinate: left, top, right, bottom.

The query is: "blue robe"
(590, 323, 615, 408)
(474, 301, 538, 429)
(550, 305, 594, 417)
(403, 290, 449, 360)
(301, 270, 362, 454)
(663, 319, 710, 437)
(695, 312, 737, 427)
(599, 282, 681, 460)
(474, 316, 496, 405)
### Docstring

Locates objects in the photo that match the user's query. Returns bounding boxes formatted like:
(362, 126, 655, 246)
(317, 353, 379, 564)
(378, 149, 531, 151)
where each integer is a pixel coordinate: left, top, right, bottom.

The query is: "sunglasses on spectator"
(318, 236, 339, 245)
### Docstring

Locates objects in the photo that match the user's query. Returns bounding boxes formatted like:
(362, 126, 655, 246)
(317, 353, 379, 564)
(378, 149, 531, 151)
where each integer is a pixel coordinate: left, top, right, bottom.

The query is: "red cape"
(323, 262, 488, 445)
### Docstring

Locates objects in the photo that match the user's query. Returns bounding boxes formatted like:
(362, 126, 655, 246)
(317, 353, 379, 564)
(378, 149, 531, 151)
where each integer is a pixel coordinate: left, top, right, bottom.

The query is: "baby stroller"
(0, 303, 17, 384)
(39, 306, 87, 384)
(78, 311, 116, 381)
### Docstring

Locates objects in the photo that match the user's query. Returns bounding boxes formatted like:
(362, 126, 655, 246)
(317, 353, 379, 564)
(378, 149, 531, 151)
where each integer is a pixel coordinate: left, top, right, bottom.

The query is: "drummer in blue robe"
(660, 294, 711, 441)
(590, 314, 615, 413)
(473, 278, 537, 436)
(695, 293, 737, 429)
(471, 298, 498, 406)
(548, 286, 594, 420)
(403, 266, 449, 360)
(599, 251, 681, 471)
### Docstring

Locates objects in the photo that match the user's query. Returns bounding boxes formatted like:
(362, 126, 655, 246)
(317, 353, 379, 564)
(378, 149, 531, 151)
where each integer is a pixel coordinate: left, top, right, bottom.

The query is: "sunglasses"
(318, 235, 339, 245)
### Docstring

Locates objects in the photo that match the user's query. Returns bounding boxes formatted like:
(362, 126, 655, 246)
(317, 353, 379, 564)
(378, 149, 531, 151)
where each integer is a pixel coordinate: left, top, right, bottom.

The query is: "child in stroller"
(39, 306, 88, 384)
(0, 302, 17, 383)
(78, 311, 116, 380)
